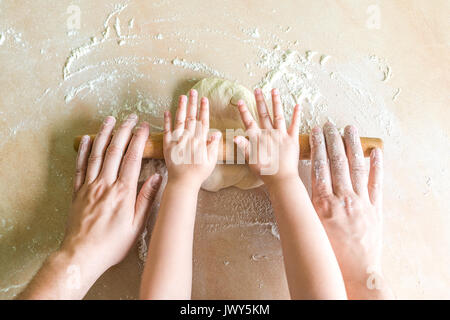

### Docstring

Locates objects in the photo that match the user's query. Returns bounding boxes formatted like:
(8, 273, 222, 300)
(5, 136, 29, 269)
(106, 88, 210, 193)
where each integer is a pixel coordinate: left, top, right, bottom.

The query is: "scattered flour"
(392, 88, 401, 101)
(171, 57, 226, 77)
(369, 55, 392, 82)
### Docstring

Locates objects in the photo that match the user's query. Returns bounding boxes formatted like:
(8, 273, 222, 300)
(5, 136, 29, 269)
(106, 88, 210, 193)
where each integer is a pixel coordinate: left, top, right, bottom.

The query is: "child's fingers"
(271, 88, 286, 132)
(197, 97, 209, 139)
(343, 125, 368, 196)
(323, 121, 353, 196)
(163, 111, 172, 145)
(207, 131, 222, 162)
(310, 127, 332, 199)
(174, 95, 187, 131)
(288, 104, 301, 137)
(85, 116, 116, 183)
(73, 135, 92, 198)
(254, 88, 273, 129)
(237, 100, 259, 131)
(368, 148, 383, 208)
(134, 173, 162, 229)
(185, 89, 198, 133)
(234, 135, 250, 163)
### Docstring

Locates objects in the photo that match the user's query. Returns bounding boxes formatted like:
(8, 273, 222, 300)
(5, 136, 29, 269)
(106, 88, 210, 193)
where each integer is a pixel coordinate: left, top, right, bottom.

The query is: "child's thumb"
(234, 135, 250, 163)
(207, 131, 222, 160)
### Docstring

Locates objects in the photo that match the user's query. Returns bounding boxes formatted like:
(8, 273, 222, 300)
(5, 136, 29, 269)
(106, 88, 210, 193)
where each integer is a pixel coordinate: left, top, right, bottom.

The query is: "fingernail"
(180, 95, 187, 103)
(272, 88, 279, 95)
(237, 99, 244, 106)
(128, 113, 138, 120)
(140, 121, 149, 129)
(345, 125, 357, 135)
(190, 89, 197, 96)
(312, 127, 321, 134)
(254, 88, 261, 94)
(104, 116, 115, 125)
(372, 148, 382, 159)
(310, 127, 322, 145)
(151, 173, 162, 187)
(81, 135, 90, 144)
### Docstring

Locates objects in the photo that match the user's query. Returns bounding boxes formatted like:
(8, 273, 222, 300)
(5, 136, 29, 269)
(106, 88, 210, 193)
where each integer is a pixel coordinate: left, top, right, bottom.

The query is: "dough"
(191, 78, 263, 192)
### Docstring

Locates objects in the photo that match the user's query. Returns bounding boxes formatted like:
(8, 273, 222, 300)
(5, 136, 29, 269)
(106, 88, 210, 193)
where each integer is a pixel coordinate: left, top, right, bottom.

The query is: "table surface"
(0, 0, 449, 299)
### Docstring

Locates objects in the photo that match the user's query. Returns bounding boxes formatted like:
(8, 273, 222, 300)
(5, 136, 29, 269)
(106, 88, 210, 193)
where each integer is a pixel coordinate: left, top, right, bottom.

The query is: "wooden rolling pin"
(74, 133, 383, 161)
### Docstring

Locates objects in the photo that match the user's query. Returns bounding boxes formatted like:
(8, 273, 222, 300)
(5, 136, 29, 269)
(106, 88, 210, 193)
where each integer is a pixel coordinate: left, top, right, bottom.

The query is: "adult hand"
(63, 114, 162, 275)
(310, 122, 392, 299)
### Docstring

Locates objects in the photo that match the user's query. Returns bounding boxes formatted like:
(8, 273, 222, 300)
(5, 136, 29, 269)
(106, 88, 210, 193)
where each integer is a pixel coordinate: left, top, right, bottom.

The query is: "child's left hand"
(163, 89, 221, 188)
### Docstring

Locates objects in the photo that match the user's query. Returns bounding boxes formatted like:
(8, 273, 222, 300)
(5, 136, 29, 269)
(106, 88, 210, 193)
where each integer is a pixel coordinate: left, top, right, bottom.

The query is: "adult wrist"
(57, 243, 107, 282)
(344, 268, 393, 299)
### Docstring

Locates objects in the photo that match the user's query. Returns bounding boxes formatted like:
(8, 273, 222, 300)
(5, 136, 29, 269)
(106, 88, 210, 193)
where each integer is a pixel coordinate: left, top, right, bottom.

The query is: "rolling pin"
(73, 133, 383, 161)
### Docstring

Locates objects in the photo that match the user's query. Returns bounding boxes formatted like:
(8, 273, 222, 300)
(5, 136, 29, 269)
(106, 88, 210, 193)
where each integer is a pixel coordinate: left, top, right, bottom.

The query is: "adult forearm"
(140, 181, 199, 299)
(17, 248, 102, 300)
(344, 271, 394, 299)
(267, 177, 347, 299)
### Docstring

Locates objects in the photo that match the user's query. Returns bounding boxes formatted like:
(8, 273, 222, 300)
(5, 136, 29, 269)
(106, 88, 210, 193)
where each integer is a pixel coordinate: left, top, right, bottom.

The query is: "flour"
(392, 88, 401, 101)
(63, 2, 129, 79)
(319, 54, 331, 66)
(171, 58, 226, 78)
(0, 283, 25, 294)
(369, 55, 392, 82)
(0, 28, 26, 48)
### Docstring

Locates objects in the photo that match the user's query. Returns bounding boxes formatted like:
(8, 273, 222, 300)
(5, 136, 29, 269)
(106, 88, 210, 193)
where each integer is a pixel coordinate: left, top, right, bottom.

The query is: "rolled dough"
(191, 78, 263, 192)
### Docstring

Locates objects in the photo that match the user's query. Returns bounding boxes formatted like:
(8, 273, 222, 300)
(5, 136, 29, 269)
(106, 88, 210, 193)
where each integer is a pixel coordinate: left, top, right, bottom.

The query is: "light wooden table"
(0, 0, 448, 299)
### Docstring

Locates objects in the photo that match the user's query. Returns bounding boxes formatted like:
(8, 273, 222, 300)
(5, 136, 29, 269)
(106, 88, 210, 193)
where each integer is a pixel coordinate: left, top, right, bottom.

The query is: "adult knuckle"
(141, 188, 156, 201)
(115, 179, 131, 193)
(124, 150, 140, 162)
(88, 153, 102, 164)
(351, 163, 367, 176)
(330, 154, 346, 165)
(312, 193, 331, 210)
(106, 144, 122, 157)
(75, 166, 84, 176)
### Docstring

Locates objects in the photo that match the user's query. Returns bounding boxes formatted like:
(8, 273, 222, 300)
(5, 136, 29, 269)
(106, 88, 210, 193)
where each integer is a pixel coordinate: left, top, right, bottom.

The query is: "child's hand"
(163, 90, 221, 188)
(310, 122, 392, 299)
(234, 88, 301, 188)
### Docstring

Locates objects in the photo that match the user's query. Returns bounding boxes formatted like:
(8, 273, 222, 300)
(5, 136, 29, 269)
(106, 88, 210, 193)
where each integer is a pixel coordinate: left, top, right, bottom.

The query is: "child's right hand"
(234, 88, 301, 188)
(310, 122, 392, 299)
(163, 89, 221, 188)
